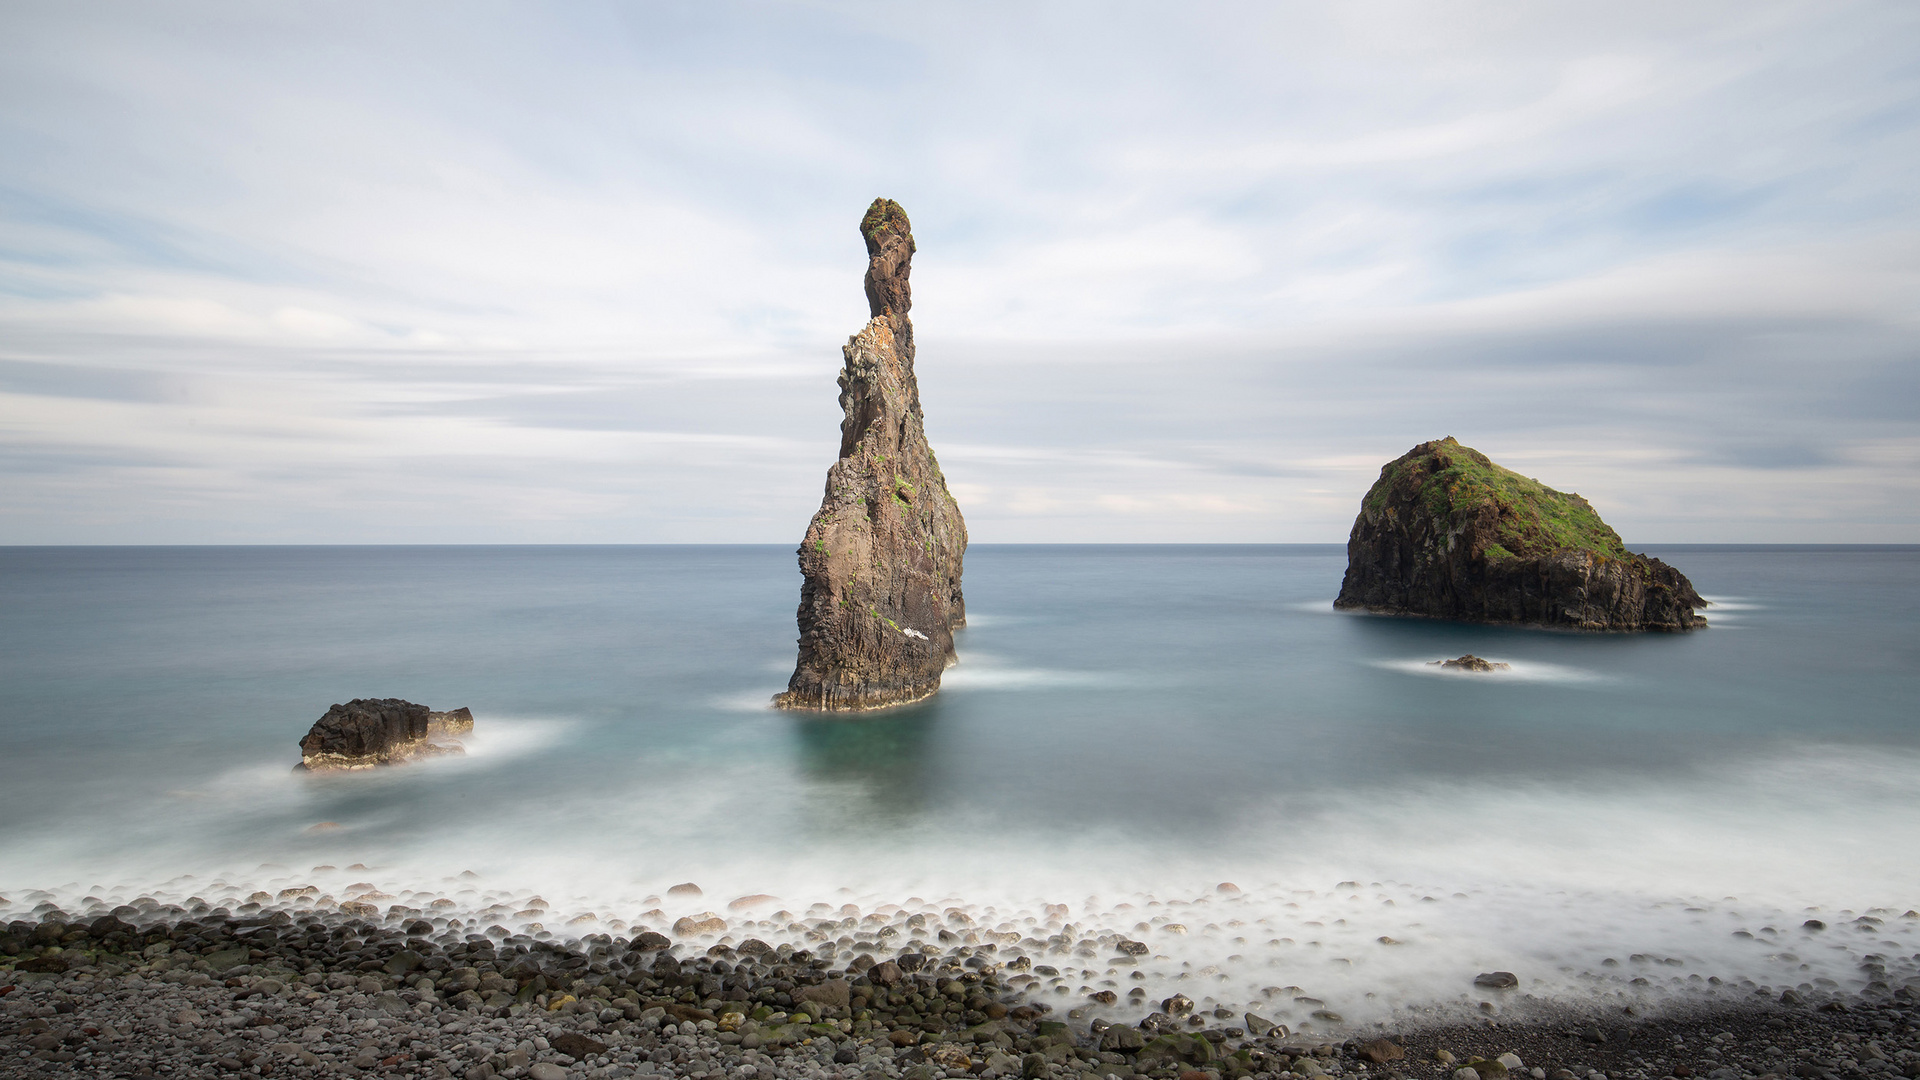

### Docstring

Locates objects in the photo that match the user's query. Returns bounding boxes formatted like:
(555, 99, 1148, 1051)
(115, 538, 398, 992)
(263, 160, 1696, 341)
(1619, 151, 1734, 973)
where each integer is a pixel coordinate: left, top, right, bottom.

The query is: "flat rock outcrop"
(1335, 438, 1706, 631)
(775, 199, 967, 711)
(1431, 654, 1510, 672)
(297, 698, 474, 770)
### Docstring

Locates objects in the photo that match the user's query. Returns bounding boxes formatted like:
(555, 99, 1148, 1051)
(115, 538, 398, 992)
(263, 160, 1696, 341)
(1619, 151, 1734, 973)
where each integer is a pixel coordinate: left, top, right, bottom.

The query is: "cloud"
(0, 0, 1915, 542)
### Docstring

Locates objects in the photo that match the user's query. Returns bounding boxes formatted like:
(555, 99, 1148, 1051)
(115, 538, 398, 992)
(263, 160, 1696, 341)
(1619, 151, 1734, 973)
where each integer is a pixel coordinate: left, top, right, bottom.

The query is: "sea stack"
(775, 199, 968, 711)
(1335, 438, 1706, 631)
(297, 698, 474, 770)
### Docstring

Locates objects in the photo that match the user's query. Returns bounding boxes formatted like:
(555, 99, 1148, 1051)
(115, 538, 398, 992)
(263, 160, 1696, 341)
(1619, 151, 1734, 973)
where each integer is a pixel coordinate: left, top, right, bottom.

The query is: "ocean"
(2, 544, 1917, 1027)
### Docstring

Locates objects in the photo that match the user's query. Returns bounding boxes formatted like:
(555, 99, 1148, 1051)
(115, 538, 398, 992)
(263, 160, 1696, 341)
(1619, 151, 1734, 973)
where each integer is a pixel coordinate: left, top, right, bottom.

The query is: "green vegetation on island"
(1361, 436, 1629, 562)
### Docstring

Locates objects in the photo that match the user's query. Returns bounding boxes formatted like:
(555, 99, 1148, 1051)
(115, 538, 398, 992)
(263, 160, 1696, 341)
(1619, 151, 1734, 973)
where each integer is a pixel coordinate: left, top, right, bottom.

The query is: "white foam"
(712, 689, 781, 712)
(1288, 599, 1348, 614)
(942, 653, 1134, 691)
(7, 738, 1918, 1028)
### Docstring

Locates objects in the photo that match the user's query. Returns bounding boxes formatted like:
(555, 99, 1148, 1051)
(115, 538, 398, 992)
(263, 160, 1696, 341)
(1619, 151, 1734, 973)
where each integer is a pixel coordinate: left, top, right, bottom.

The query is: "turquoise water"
(3, 544, 1917, 1021)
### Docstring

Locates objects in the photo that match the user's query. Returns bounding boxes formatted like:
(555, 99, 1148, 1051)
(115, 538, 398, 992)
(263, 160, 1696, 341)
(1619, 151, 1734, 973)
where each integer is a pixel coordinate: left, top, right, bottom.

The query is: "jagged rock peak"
(861, 197, 915, 361)
(775, 200, 967, 711)
(1334, 437, 1707, 631)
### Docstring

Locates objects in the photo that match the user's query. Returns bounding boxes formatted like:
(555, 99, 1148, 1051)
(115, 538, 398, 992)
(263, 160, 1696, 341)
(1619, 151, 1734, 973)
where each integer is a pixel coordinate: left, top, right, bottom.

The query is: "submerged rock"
(297, 698, 473, 770)
(775, 199, 968, 711)
(1431, 654, 1511, 672)
(1336, 438, 1706, 631)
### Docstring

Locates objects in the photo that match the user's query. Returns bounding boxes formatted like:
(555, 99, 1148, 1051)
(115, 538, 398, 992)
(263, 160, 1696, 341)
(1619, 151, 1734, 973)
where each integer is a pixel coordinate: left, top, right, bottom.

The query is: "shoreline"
(5, 906, 1918, 1080)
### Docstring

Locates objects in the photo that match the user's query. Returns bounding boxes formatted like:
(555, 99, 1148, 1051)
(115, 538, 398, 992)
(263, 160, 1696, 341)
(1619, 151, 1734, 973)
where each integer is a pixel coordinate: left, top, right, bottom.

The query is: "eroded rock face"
(297, 698, 473, 770)
(1431, 654, 1510, 672)
(1336, 438, 1706, 631)
(775, 199, 967, 711)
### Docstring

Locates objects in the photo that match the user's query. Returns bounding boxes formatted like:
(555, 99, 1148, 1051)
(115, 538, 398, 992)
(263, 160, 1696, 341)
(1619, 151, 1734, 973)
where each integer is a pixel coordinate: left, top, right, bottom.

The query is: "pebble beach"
(7, 892, 1920, 1080)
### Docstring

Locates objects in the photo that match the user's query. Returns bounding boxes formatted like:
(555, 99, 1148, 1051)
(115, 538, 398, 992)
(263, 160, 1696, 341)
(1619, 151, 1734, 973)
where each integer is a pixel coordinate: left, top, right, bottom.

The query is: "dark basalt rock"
(775, 199, 967, 711)
(1336, 438, 1706, 631)
(1431, 654, 1510, 672)
(297, 698, 474, 770)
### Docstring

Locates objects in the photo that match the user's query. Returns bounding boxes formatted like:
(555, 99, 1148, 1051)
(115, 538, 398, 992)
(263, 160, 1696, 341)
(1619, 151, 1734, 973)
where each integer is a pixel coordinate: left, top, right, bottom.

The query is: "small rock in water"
(296, 697, 473, 770)
(1474, 970, 1520, 988)
(1433, 654, 1511, 672)
(668, 882, 704, 897)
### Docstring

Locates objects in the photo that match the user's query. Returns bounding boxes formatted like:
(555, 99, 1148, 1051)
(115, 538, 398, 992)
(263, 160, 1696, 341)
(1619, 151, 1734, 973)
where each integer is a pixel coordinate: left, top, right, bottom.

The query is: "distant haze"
(1, 1, 1916, 543)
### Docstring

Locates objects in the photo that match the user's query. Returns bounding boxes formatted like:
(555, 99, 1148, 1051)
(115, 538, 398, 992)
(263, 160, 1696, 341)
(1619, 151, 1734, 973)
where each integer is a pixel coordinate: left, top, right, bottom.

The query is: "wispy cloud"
(0, 0, 1915, 542)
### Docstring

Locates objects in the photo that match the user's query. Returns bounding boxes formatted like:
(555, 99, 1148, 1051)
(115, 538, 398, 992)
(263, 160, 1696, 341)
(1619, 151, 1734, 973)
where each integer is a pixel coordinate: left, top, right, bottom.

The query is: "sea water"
(2, 544, 1917, 1025)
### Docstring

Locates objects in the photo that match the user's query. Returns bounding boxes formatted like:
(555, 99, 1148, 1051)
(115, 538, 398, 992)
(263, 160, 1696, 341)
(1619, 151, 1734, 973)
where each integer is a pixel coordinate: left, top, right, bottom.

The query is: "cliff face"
(775, 199, 968, 711)
(1334, 438, 1706, 631)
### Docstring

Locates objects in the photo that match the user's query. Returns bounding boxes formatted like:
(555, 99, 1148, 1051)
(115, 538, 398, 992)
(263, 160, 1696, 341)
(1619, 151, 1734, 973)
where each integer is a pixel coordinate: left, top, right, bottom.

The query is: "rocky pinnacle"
(775, 199, 967, 711)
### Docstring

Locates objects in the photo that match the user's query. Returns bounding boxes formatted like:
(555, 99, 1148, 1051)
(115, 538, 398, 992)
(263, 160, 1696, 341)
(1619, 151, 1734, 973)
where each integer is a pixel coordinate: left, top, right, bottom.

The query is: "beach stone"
(1163, 993, 1195, 1016)
(631, 931, 672, 951)
(384, 949, 423, 975)
(1102, 1025, 1146, 1052)
(1474, 971, 1519, 989)
(872, 960, 904, 985)
(529, 1063, 567, 1080)
(15, 955, 69, 973)
(1359, 1038, 1406, 1064)
(673, 913, 728, 936)
(794, 978, 852, 1013)
(926, 1043, 974, 1071)
(206, 947, 251, 972)
(1498, 1053, 1525, 1071)
(552, 1032, 607, 1059)
(1458, 1070, 1484, 1080)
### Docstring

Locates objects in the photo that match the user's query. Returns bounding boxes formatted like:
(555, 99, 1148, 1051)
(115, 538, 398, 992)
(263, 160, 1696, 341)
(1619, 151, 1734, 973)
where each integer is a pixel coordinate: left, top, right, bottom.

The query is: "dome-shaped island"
(1335, 438, 1707, 631)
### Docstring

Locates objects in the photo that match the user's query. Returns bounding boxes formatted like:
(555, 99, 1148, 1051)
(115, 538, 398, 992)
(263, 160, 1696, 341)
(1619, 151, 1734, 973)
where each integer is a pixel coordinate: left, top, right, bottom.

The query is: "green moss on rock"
(1362, 436, 1627, 561)
(1337, 437, 1706, 631)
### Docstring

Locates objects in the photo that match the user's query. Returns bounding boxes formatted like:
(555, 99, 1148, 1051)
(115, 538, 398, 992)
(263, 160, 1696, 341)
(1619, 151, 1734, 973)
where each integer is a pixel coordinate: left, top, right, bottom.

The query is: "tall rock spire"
(775, 199, 968, 711)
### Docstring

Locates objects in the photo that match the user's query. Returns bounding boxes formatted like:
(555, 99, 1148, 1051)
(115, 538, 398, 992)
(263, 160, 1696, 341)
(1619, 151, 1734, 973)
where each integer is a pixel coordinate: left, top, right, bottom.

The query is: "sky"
(1, 1, 1916, 544)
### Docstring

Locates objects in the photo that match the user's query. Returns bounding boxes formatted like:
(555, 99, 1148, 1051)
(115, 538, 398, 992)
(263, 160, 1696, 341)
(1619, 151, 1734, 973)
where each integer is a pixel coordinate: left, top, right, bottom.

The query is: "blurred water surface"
(2, 544, 1917, 1014)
